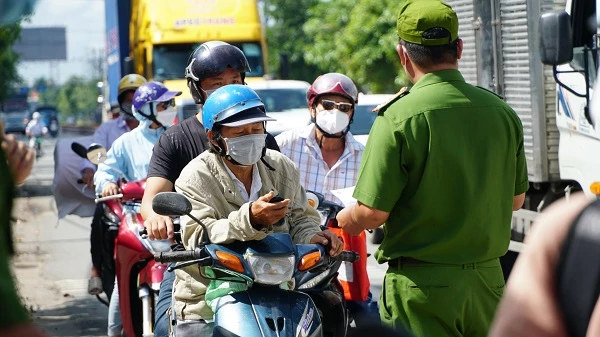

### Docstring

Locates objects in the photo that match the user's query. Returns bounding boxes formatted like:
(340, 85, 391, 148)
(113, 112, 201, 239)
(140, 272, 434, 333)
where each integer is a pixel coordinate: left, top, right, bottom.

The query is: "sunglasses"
(320, 99, 354, 113)
(158, 100, 175, 109)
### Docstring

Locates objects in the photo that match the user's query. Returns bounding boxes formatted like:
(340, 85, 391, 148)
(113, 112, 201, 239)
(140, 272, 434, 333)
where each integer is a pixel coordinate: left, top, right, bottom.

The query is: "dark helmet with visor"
(185, 41, 251, 104)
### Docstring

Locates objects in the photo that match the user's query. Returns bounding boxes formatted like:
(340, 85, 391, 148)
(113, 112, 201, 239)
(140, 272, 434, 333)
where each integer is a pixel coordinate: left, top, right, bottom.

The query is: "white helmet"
(32, 111, 41, 120)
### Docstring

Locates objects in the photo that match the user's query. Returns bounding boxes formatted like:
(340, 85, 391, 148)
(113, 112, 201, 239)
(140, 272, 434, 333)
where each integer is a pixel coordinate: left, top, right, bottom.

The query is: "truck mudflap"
(510, 209, 539, 252)
(212, 288, 322, 337)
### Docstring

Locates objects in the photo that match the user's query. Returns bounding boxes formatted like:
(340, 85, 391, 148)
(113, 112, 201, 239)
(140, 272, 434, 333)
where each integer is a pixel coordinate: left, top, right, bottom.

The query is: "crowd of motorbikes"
(71, 141, 375, 337)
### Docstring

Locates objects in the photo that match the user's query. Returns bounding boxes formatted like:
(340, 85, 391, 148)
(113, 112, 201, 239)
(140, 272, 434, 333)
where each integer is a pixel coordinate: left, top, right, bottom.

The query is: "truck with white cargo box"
(444, 0, 599, 276)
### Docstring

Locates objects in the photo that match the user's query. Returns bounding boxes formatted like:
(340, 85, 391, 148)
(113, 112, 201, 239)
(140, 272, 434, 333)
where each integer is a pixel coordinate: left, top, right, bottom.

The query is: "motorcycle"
(151, 192, 360, 337)
(85, 143, 171, 337)
(306, 191, 378, 329)
(30, 135, 43, 158)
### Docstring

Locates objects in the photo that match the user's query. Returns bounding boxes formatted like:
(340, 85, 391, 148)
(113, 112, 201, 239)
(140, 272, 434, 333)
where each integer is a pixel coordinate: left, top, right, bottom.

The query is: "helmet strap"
(189, 79, 206, 105)
(137, 103, 166, 129)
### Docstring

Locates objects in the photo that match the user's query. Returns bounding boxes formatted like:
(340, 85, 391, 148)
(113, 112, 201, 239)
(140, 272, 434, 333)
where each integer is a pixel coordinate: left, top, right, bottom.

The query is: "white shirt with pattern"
(276, 124, 364, 204)
(222, 158, 263, 202)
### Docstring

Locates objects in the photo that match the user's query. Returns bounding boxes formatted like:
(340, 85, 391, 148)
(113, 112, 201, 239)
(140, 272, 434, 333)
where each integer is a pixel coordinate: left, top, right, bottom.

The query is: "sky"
(17, 0, 105, 86)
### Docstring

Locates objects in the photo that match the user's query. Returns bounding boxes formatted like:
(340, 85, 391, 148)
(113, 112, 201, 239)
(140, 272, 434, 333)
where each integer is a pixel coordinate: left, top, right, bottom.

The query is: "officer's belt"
(387, 257, 499, 269)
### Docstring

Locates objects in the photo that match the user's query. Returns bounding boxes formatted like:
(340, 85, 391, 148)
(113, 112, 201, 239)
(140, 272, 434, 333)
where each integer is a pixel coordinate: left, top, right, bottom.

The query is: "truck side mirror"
(123, 57, 134, 76)
(539, 10, 573, 65)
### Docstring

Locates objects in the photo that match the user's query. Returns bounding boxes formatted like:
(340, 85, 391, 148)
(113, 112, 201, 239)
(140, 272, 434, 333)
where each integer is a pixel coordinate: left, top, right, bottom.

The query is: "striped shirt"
(276, 124, 364, 204)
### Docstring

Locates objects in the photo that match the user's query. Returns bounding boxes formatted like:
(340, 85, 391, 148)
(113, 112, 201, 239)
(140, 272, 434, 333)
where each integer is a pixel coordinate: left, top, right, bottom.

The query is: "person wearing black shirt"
(141, 41, 279, 337)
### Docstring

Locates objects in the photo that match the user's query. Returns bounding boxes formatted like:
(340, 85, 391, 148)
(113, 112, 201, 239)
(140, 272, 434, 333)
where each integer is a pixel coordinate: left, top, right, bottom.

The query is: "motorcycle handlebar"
(95, 194, 124, 203)
(154, 248, 203, 263)
(332, 250, 360, 263)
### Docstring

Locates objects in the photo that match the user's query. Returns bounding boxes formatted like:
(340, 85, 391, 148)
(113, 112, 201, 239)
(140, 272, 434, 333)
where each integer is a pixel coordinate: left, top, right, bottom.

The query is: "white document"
(331, 186, 357, 207)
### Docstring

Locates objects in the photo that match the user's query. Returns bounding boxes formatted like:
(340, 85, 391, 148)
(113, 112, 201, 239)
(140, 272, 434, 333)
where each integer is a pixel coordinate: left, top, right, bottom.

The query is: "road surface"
(10, 131, 388, 336)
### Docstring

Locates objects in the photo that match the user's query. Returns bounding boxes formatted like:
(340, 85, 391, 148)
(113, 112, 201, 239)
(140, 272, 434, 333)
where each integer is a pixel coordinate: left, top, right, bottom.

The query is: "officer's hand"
(249, 191, 290, 228)
(145, 214, 174, 241)
(1, 132, 35, 185)
(101, 182, 120, 197)
(310, 230, 343, 256)
(82, 168, 95, 188)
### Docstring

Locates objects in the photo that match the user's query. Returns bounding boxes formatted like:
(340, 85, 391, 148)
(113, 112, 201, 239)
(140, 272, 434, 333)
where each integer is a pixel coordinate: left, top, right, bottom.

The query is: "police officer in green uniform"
(336, 1, 529, 336)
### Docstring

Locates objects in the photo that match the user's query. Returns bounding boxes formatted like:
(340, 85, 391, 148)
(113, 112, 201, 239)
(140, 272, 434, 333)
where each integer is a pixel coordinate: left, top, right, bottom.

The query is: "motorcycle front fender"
(212, 288, 322, 337)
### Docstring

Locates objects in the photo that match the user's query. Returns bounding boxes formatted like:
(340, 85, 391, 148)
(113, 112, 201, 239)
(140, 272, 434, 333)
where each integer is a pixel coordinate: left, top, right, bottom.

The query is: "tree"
(32, 77, 60, 106)
(0, 22, 22, 103)
(304, 0, 409, 93)
(264, 0, 322, 82)
(55, 76, 100, 122)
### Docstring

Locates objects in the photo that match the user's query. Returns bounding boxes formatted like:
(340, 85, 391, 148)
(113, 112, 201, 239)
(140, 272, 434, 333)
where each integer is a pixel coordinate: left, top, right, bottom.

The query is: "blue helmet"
(201, 84, 274, 130)
(132, 81, 181, 122)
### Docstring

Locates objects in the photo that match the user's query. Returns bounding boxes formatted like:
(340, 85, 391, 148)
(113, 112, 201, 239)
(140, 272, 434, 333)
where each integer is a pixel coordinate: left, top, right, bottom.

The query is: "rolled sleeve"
(514, 128, 529, 195)
(353, 116, 406, 212)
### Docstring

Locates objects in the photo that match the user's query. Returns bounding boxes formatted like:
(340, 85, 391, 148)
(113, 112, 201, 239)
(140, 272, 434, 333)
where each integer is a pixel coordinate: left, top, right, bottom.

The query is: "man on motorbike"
(25, 111, 48, 153)
(140, 41, 280, 337)
(84, 74, 147, 298)
(171, 84, 343, 336)
(276, 72, 377, 323)
(94, 81, 181, 337)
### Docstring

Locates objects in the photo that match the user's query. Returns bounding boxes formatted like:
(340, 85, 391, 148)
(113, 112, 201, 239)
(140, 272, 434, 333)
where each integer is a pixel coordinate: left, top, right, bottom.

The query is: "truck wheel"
(371, 228, 384, 244)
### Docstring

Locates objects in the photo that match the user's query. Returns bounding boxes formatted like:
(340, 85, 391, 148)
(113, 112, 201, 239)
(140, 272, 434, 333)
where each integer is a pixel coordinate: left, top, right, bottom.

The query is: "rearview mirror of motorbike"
(153, 192, 211, 244)
(87, 143, 108, 165)
(71, 142, 88, 159)
(306, 191, 324, 209)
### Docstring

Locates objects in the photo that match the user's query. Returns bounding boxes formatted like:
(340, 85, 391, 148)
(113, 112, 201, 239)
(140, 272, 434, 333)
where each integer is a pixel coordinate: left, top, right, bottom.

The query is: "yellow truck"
(105, 0, 267, 108)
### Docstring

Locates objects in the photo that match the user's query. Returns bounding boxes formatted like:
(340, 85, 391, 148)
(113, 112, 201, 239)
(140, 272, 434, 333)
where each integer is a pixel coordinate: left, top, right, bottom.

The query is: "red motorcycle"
(86, 143, 170, 337)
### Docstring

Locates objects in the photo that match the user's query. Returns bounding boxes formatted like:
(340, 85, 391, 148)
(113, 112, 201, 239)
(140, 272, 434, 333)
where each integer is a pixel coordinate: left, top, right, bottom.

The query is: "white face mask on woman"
(315, 109, 350, 134)
(223, 133, 268, 166)
(155, 106, 177, 127)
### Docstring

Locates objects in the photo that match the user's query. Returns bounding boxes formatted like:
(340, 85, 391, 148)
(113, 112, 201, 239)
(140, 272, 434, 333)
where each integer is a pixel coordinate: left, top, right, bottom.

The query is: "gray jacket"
(173, 149, 322, 321)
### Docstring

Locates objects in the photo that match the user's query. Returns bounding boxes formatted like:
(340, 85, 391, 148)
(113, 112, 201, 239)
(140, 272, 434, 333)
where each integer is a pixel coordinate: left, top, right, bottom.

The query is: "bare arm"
(337, 201, 390, 236)
(513, 192, 526, 211)
(142, 176, 175, 240)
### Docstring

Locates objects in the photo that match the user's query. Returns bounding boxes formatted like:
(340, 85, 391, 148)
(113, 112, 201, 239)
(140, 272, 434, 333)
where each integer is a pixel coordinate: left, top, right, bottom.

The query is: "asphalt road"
(10, 130, 388, 337)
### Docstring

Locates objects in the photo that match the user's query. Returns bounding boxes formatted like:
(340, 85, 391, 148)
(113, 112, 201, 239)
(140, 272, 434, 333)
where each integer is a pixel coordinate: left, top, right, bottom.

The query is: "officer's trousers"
(380, 258, 504, 337)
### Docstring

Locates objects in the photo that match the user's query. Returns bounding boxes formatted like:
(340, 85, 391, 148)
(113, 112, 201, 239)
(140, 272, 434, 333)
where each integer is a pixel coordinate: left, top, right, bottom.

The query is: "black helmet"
(184, 41, 251, 104)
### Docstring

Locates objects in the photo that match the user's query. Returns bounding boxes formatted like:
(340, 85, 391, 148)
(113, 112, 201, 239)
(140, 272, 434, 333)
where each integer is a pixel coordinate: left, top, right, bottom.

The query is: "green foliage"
(55, 76, 100, 121)
(266, 0, 409, 93)
(0, 22, 22, 103)
(264, 0, 321, 82)
(33, 77, 60, 106)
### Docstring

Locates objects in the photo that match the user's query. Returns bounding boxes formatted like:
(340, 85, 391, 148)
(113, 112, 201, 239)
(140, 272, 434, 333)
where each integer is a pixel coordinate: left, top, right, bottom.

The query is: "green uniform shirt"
(354, 69, 528, 264)
(0, 148, 30, 327)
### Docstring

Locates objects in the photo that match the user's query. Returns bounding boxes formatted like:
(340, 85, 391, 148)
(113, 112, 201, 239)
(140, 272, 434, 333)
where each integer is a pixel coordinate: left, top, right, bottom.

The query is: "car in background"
(0, 111, 28, 134)
(34, 106, 60, 137)
(350, 93, 394, 244)
(175, 98, 200, 125)
(248, 80, 311, 136)
(351, 93, 394, 145)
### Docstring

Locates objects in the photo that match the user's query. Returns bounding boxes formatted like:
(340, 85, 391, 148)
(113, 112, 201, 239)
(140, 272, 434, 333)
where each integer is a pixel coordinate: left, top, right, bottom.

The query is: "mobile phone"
(270, 195, 284, 203)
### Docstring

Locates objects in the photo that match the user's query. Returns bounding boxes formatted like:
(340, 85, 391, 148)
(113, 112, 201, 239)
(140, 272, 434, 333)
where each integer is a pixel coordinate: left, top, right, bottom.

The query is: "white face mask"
(156, 106, 177, 127)
(315, 109, 350, 134)
(223, 133, 267, 166)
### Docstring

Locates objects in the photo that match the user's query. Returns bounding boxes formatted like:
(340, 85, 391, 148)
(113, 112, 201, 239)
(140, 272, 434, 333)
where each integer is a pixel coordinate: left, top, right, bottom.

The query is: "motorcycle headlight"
(246, 254, 295, 285)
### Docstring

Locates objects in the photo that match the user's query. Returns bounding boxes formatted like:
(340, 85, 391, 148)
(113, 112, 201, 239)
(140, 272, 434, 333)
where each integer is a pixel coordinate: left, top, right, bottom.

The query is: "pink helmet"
(307, 73, 359, 107)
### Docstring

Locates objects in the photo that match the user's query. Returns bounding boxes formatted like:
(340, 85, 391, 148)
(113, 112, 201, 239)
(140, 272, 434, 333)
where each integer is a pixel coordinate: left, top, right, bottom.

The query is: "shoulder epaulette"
(372, 86, 409, 115)
(475, 86, 504, 100)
